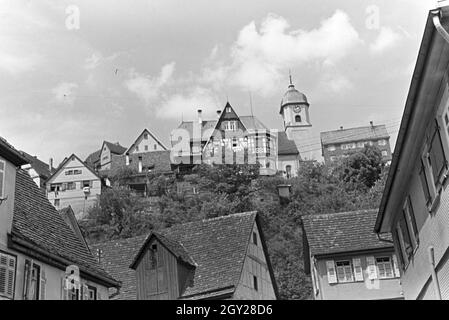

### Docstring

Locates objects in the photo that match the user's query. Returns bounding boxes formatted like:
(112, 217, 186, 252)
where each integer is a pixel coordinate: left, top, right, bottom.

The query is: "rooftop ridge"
(302, 209, 378, 220)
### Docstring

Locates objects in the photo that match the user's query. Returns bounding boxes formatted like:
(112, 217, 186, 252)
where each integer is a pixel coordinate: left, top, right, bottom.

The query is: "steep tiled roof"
(20, 151, 54, 178)
(85, 149, 101, 168)
(91, 212, 259, 299)
(12, 169, 119, 287)
(0, 136, 28, 166)
(278, 132, 299, 155)
(320, 125, 389, 145)
(104, 141, 127, 155)
(110, 150, 172, 173)
(302, 209, 393, 257)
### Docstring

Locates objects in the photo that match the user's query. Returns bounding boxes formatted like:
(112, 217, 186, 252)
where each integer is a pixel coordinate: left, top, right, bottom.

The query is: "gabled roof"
(125, 129, 168, 154)
(20, 151, 54, 179)
(103, 141, 127, 155)
(91, 212, 278, 299)
(0, 136, 28, 166)
(47, 154, 100, 183)
(109, 150, 172, 174)
(320, 125, 390, 146)
(130, 231, 197, 269)
(302, 209, 393, 257)
(11, 169, 119, 287)
(59, 206, 90, 251)
(278, 132, 299, 155)
(85, 149, 101, 167)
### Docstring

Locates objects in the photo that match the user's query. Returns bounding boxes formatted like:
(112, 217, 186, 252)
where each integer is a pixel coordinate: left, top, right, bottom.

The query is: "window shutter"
(40, 269, 46, 300)
(392, 254, 401, 277)
(82, 284, 89, 300)
(419, 161, 431, 205)
(352, 258, 364, 281)
(326, 260, 337, 284)
(23, 259, 32, 300)
(429, 121, 447, 184)
(0, 254, 7, 296)
(366, 256, 378, 279)
(61, 276, 68, 300)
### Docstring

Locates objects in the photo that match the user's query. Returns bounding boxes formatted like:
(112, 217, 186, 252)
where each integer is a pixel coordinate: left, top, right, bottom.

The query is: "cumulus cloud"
(157, 87, 221, 119)
(125, 62, 176, 104)
(370, 27, 403, 54)
(227, 10, 361, 95)
(52, 82, 79, 105)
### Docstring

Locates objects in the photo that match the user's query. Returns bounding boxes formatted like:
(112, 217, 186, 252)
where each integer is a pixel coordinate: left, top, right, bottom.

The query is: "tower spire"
(289, 69, 293, 86)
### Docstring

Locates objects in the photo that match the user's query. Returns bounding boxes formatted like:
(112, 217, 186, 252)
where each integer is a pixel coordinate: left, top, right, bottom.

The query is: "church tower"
(279, 76, 313, 158)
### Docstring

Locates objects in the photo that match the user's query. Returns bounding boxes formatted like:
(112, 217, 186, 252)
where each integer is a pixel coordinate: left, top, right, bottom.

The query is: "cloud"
(125, 62, 176, 104)
(52, 82, 79, 105)
(84, 53, 102, 70)
(370, 27, 403, 54)
(157, 87, 220, 120)
(226, 10, 361, 95)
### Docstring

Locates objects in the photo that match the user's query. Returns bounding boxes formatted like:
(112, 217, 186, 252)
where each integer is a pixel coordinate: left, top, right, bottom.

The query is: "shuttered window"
(335, 260, 354, 283)
(404, 197, 419, 247)
(376, 257, 394, 279)
(428, 121, 447, 185)
(419, 161, 431, 205)
(352, 258, 364, 281)
(0, 159, 4, 198)
(0, 252, 16, 299)
(392, 254, 401, 277)
(366, 256, 378, 279)
(326, 260, 337, 284)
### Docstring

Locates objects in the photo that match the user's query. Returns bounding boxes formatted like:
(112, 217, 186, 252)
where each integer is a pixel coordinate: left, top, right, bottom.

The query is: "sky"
(0, 0, 437, 165)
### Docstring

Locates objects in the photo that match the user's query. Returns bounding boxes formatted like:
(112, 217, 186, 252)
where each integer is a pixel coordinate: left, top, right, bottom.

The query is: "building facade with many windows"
(375, 4, 449, 300)
(302, 210, 403, 300)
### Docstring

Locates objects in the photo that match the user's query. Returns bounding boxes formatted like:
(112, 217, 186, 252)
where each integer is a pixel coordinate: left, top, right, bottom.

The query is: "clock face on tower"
(293, 105, 301, 113)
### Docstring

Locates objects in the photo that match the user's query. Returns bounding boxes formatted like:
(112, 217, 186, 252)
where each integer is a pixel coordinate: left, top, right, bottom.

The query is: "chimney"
(216, 110, 221, 119)
(125, 153, 129, 166)
(370, 121, 374, 127)
(197, 109, 203, 125)
(49, 158, 53, 171)
(138, 156, 142, 173)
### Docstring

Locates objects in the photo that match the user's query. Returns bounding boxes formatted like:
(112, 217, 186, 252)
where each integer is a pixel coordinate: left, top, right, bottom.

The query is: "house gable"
(233, 221, 277, 300)
(127, 129, 168, 154)
(48, 154, 100, 185)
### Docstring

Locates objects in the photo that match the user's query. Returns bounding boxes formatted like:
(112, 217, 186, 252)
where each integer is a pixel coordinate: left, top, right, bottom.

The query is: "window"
(149, 244, 158, 269)
(74, 169, 82, 175)
(253, 276, 258, 291)
(227, 107, 231, 113)
(27, 263, 40, 300)
(427, 120, 447, 186)
(83, 180, 91, 188)
(357, 142, 365, 148)
(54, 199, 60, 207)
(135, 146, 139, 152)
(335, 260, 354, 283)
(327, 145, 336, 152)
(154, 144, 157, 150)
(381, 151, 388, 157)
(0, 159, 4, 199)
(225, 121, 237, 131)
(286, 165, 292, 179)
(67, 182, 76, 190)
(65, 170, 73, 175)
(144, 133, 148, 140)
(295, 115, 301, 123)
(376, 257, 394, 279)
(419, 160, 431, 205)
(0, 252, 16, 299)
(253, 232, 258, 246)
(145, 145, 148, 151)
(86, 285, 97, 300)
(395, 206, 418, 269)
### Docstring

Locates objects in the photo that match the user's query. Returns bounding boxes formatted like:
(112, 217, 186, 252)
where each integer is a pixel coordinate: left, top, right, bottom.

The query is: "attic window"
(252, 232, 258, 246)
(227, 107, 231, 113)
(150, 244, 158, 269)
(253, 276, 258, 291)
(144, 133, 148, 140)
(154, 144, 157, 150)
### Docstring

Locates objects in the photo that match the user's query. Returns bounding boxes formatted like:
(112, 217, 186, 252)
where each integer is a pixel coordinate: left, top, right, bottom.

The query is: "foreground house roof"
(20, 151, 54, 179)
(302, 209, 392, 257)
(91, 211, 277, 299)
(0, 136, 28, 166)
(320, 125, 389, 146)
(11, 169, 119, 288)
